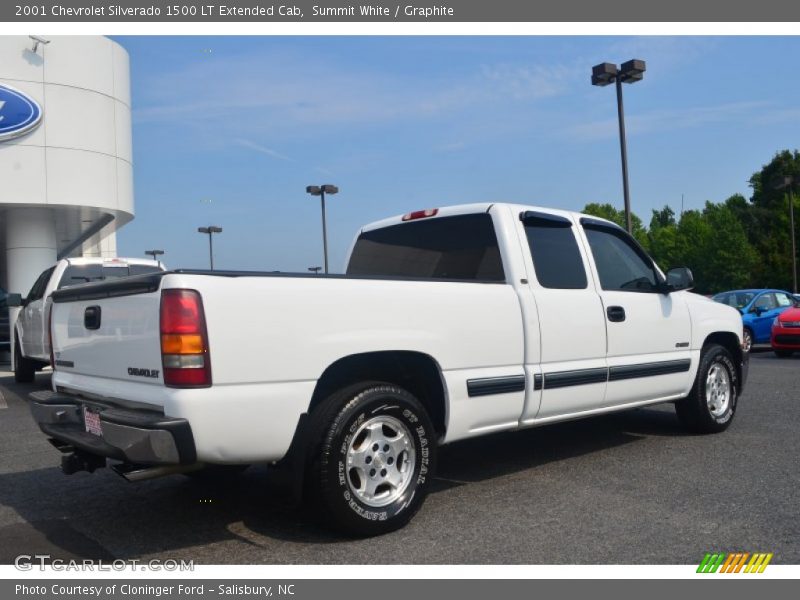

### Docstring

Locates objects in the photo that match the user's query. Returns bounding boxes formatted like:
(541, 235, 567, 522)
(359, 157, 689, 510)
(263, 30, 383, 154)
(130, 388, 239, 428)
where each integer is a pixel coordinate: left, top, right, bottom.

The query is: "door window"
(775, 292, 794, 307)
(583, 225, 658, 292)
(522, 214, 587, 289)
(753, 293, 777, 311)
(27, 268, 53, 301)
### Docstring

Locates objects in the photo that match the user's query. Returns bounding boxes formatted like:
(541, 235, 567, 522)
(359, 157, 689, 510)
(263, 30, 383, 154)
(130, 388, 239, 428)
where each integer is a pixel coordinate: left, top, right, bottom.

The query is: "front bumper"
(29, 390, 196, 465)
(771, 329, 800, 349)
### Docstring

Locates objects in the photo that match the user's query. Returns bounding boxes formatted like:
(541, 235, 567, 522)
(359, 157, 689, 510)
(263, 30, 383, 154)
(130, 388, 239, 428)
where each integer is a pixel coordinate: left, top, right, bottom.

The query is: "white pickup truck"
(31, 204, 747, 536)
(8, 257, 165, 382)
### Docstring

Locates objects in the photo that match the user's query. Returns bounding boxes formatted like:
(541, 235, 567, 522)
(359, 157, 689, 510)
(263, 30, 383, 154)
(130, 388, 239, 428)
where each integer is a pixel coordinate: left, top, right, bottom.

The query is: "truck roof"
(359, 202, 617, 233)
(63, 257, 163, 267)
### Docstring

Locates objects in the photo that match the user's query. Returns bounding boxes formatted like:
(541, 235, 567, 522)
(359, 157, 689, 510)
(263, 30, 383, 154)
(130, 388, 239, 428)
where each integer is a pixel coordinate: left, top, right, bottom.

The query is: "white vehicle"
(32, 204, 747, 536)
(9, 257, 165, 382)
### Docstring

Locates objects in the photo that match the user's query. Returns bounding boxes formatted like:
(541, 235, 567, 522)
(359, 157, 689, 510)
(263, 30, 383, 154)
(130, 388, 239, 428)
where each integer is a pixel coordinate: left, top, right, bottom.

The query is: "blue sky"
(114, 36, 800, 272)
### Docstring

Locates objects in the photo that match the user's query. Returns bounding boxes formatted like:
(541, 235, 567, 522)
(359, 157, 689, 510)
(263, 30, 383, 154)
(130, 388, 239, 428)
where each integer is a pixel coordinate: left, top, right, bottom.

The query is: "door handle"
(84, 306, 102, 330)
(607, 306, 626, 322)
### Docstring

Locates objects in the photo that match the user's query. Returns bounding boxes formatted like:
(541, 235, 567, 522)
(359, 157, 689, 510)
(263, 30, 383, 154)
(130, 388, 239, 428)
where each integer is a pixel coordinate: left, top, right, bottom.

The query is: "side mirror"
(751, 306, 765, 316)
(5, 293, 23, 307)
(664, 267, 694, 292)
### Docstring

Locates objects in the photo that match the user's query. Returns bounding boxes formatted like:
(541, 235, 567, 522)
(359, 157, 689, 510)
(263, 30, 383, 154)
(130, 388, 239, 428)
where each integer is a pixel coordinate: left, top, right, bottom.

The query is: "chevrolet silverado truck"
(31, 204, 748, 536)
(8, 257, 165, 383)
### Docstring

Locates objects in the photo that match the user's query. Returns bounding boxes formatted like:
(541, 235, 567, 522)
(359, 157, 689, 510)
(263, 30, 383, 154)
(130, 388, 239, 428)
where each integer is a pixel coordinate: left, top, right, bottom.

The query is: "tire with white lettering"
(675, 343, 738, 433)
(307, 383, 436, 537)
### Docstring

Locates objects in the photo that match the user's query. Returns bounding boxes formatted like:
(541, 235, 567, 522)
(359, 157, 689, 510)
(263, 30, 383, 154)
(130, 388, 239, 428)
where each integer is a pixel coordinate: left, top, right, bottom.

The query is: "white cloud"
(133, 48, 580, 138)
(480, 63, 578, 100)
(566, 100, 773, 141)
(233, 138, 290, 160)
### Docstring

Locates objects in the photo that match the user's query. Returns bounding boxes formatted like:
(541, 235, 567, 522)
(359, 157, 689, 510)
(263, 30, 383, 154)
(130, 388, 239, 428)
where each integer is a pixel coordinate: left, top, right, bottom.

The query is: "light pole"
(145, 249, 164, 267)
(305, 184, 338, 274)
(197, 226, 222, 270)
(775, 176, 798, 293)
(591, 59, 646, 234)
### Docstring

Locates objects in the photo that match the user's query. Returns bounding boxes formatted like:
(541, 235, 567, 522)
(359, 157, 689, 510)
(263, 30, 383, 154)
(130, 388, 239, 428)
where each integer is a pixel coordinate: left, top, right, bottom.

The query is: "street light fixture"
(775, 176, 798, 294)
(145, 249, 164, 267)
(591, 59, 646, 234)
(197, 226, 222, 271)
(305, 184, 339, 274)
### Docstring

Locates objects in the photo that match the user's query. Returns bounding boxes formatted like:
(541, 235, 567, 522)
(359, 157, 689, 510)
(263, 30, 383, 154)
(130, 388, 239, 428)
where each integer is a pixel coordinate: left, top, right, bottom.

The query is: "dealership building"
(0, 35, 133, 349)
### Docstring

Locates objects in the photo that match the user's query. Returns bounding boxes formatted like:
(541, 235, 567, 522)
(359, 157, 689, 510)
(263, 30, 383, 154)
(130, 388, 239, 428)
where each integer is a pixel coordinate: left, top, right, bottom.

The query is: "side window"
(522, 214, 587, 289)
(753, 293, 776, 311)
(27, 269, 51, 301)
(776, 293, 794, 308)
(583, 225, 658, 292)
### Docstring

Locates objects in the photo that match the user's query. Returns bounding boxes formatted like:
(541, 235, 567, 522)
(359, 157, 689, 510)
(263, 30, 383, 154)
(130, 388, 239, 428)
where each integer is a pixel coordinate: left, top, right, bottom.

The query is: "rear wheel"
(306, 382, 437, 537)
(675, 343, 738, 433)
(13, 335, 36, 383)
(774, 349, 793, 358)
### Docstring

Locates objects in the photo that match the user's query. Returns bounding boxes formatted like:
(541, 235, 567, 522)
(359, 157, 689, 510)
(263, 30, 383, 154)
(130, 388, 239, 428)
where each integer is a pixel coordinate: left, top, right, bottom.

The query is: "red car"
(771, 305, 800, 357)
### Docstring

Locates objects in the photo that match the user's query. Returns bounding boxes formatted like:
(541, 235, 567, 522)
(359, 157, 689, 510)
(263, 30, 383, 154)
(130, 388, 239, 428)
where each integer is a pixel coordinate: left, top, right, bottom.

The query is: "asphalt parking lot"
(0, 350, 797, 565)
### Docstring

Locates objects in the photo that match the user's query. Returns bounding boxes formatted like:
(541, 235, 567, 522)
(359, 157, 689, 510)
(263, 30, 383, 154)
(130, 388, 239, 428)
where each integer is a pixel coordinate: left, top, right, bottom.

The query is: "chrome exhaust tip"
(110, 462, 204, 482)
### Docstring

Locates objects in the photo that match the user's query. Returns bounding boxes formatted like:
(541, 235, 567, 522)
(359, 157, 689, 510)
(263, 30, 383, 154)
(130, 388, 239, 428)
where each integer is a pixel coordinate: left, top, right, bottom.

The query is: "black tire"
(675, 343, 739, 434)
(13, 335, 36, 383)
(774, 349, 793, 358)
(306, 382, 437, 537)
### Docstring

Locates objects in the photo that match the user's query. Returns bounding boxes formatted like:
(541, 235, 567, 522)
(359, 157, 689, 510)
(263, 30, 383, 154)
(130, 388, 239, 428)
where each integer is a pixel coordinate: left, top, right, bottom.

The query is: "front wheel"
(675, 343, 738, 434)
(307, 383, 437, 537)
(13, 336, 36, 383)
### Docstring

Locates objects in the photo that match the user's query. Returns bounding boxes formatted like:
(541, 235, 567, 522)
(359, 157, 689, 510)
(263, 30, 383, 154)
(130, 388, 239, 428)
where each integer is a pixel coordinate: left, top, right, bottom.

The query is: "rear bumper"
(29, 390, 196, 465)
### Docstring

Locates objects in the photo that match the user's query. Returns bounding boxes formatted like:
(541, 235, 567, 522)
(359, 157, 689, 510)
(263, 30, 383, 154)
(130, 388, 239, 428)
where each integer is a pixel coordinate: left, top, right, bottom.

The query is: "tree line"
(583, 149, 800, 294)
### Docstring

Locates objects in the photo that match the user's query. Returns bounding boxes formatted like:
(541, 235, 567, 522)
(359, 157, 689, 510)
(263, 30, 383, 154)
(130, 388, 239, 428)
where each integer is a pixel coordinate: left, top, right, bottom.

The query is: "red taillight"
(402, 208, 438, 221)
(160, 289, 211, 387)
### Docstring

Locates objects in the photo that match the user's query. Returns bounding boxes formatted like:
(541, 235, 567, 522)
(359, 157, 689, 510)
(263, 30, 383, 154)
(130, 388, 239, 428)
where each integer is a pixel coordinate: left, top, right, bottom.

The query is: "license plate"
(84, 408, 103, 437)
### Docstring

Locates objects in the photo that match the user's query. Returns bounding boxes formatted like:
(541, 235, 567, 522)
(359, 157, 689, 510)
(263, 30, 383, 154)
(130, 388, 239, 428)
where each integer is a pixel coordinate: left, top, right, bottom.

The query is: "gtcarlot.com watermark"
(14, 554, 194, 572)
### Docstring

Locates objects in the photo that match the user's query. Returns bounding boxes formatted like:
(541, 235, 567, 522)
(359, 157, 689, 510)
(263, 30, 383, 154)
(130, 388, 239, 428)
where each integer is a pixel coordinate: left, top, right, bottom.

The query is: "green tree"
(697, 202, 759, 293)
(581, 203, 648, 249)
(647, 205, 681, 272)
(744, 150, 800, 289)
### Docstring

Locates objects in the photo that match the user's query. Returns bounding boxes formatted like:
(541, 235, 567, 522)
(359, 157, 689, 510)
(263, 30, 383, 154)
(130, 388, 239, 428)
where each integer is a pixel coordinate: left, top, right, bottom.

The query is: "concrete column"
(82, 231, 117, 258)
(5, 208, 57, 362)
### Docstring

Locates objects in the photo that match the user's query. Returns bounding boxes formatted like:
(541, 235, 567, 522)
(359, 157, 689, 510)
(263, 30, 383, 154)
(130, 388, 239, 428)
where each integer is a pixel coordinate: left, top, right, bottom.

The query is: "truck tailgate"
(50, 276, 166, 406)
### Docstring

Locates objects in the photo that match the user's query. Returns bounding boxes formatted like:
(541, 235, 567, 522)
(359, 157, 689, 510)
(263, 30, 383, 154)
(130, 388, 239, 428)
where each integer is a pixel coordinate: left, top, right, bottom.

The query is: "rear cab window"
(57, 264, 163, 289)
(346, 213, 505, 282)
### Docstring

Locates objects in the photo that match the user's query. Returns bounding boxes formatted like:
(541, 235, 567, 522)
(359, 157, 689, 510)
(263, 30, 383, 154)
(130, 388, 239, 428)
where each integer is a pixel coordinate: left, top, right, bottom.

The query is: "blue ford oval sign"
(0, 83, 43, 142)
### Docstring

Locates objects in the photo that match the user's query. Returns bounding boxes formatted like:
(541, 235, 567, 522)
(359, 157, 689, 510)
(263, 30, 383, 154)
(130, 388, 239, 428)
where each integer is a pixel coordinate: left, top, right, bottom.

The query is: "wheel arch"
(702, 331, 744, 390)
(308, 350, 448, 439)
